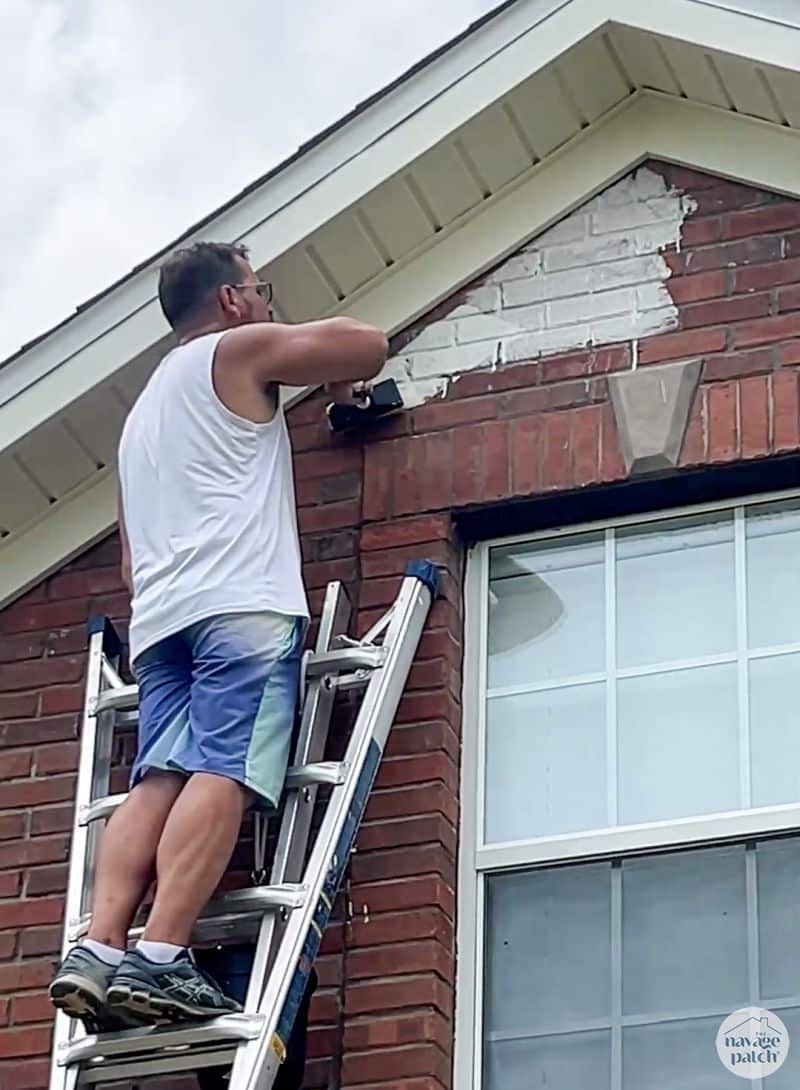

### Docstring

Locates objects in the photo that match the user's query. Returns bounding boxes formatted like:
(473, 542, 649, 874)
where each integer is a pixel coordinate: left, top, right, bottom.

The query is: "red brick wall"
(1, 160, 799, 1090)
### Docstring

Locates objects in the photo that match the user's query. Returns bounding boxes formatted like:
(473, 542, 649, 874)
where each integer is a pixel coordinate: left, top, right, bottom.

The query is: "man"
(49, 241, 388, 1028)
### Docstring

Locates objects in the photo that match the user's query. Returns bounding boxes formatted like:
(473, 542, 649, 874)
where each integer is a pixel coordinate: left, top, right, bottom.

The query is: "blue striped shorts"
(131, 612, 305, 809)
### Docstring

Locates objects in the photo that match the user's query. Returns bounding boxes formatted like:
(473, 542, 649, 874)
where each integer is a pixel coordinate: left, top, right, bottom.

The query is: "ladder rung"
(334, 670, 378, 692)
(92, 685, 139, 715)
(285, 761, 347, 788)
(77, 763, 348, 827)
(78, 793, 128, 825)
(60, 1012, 263, 1066)
(69, 884, 307, 943)
(304, 645, 385, 677)
(76, 1044, 238, 1084)
(186, 912, 262, 945)
(89, 649, 384, 717)
(196, 883, 307, 919)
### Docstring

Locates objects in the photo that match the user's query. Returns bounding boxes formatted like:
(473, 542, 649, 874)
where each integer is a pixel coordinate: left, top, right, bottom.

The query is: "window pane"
(485, 683, 607, 843)
(750, 654, 800, 808)
(488, 536, 604, 688)
(485, 1031, 610, 1090)
(622, 846, 748, 1016)
(764, 1007, 800, 1090)
(617, 663, 739, 824)
(747, 501, 800, 649)
(623, 1017, 730, 1090)
(758, 839, 800, 1002)
(616, 514, 736, 669)
(480, 840, 800, 1090)
(484, 866, 611, 1036)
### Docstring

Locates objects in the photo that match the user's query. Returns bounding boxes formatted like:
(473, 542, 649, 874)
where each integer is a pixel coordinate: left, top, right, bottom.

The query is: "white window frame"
(453, 486, 800, 1090)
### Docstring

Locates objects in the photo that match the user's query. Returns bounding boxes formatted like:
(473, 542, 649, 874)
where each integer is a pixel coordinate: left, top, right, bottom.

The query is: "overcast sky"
(0, 0, 498, 362)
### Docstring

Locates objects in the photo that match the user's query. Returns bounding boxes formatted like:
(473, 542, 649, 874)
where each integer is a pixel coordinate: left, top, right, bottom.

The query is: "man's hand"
(325, 380, 370, 406)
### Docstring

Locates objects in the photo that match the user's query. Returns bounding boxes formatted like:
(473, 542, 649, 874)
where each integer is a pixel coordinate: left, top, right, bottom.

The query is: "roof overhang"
(2, 0, 800, 607)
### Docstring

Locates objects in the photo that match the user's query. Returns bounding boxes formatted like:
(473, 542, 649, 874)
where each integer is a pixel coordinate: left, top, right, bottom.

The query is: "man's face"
(229, 256, 274, 324)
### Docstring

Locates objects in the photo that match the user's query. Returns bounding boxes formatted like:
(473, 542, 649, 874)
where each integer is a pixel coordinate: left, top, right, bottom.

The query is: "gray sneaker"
(106, 949, 242, 1022)
(49, 945, 144, 1032)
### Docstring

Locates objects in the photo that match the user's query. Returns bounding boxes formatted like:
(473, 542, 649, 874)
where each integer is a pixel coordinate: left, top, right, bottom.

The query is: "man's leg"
(142, 771, 250, 946)
(104, 774, 253, 1022)
(50, 632, 193, 1028)
(87, 632, 193, 949)
(49, 771, 185, 1027)
(88, 770, 186, 948)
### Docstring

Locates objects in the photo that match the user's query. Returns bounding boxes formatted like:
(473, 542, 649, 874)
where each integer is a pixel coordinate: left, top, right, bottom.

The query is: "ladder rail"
(50, 623, 119, 1090)
(230, 567, 435, 1089)
(61, 629, 111, 949)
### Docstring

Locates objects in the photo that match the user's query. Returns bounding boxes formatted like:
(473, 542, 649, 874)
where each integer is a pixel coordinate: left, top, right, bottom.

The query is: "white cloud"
(0, 0, 498, 360)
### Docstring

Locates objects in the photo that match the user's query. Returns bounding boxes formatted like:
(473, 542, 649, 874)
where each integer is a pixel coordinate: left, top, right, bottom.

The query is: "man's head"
(157, 241, 273, 336)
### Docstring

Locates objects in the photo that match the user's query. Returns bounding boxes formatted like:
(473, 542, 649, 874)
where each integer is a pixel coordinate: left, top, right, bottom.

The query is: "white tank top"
(118, 330, 309, 662)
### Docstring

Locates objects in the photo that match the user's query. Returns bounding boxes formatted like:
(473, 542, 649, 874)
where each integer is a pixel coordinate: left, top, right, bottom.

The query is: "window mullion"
(746, 843, 761, 1005)
(477, 543, 489, 852)
(746, 843, 764, 1090)
(735, 507, 752, 809)
(475, 547, 489, 1090)
(474, 872, 487, 1090)
(611, 860, 623, 1090)
(606, 528, 618, 828)
(454, 543, 488, 1090)
(475, 803, 800, 872)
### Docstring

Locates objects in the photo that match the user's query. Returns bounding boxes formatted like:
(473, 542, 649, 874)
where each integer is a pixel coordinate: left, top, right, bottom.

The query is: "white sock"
(136, 939, 186, 964)
(82, 939, 124, 967)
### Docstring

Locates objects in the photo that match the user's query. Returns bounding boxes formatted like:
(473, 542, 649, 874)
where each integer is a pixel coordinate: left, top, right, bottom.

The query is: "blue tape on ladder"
(86, 615, 122, 659)
(404, 559, 440, 599)
(273, 738, 382, 1057)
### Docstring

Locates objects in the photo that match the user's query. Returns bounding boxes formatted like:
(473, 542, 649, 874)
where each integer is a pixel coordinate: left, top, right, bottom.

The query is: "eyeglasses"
(230, 280, 273, 304)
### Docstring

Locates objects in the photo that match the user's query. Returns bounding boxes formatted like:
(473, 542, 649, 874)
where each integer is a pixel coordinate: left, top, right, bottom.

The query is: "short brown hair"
(158, 241, 249, 330)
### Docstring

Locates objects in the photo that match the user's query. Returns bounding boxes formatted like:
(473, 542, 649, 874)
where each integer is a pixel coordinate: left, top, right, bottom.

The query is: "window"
(456, 495, 800, 1090)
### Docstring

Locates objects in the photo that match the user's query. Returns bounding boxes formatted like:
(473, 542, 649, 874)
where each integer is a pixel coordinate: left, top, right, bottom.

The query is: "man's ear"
(218, 284, 240, 319)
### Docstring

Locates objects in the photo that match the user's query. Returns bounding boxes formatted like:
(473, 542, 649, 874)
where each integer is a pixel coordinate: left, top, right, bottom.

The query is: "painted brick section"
(2, 160, 800, 1090)
(384, 165, 692, 404)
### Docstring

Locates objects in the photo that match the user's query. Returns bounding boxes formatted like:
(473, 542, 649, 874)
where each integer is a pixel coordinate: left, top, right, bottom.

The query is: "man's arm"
(118, 482, 132, 595)
(215, 316, 388, 388)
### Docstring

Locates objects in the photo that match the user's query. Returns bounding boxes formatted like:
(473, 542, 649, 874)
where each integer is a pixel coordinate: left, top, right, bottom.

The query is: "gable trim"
(0, 472, 118, 613)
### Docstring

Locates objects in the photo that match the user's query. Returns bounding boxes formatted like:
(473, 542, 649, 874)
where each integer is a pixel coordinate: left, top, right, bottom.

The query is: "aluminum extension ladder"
(49, 560, 439, 1090)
